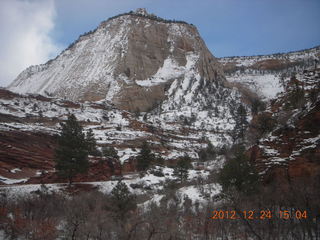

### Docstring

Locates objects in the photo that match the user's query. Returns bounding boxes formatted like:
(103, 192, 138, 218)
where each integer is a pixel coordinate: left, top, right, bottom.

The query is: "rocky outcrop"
(0, 131, 56, 169)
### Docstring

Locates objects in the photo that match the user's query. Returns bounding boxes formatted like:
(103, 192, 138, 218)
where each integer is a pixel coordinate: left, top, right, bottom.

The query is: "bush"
(149, 168, 164, 177)
(251, 99, 266, 114)
(102, 146, 119, 160)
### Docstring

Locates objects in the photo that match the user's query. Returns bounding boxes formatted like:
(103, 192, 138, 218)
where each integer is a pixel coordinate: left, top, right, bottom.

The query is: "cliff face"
(8, 9, 222, 112)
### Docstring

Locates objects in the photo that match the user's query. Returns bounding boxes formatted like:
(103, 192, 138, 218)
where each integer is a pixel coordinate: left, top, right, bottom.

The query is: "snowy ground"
(0, 164, 222, 207)
(226, 74, 283, 100)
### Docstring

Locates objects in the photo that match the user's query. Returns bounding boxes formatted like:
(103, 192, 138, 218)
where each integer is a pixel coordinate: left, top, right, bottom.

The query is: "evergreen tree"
(206, 141, 216, 157)
(173, 155, 192, 183)
(85, 128, 99, 156)
(110, 181, 136, 222)
(136, 141, 154, 171)
(198, 141, 216, 161)
(55, 114, 89, 185)
(232, 105, 248, 143)
(251, 99, 266, 115)
(102, 146, 121, 175)
(218, 146, 259, 195)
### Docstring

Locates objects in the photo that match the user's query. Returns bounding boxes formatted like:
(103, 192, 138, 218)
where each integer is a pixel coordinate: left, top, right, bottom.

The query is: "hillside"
(248, 68, 320, 184)
(219, 46, 320, 99)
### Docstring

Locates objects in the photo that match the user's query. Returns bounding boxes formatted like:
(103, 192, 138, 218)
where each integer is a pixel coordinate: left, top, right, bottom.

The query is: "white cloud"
(0, 0, 61, 87)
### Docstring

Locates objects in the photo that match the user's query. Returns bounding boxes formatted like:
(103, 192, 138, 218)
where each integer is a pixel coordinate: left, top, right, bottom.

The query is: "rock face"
(8, 9, 222, 112)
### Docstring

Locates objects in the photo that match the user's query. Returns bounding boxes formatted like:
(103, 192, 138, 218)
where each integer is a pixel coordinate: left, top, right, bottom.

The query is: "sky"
(0, 0, 319, 87)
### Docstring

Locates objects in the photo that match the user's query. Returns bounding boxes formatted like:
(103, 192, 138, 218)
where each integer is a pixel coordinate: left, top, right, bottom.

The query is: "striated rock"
(0, 131, 56, 170)
(0, 130, 56, 184)
(5, 9, 250, 150)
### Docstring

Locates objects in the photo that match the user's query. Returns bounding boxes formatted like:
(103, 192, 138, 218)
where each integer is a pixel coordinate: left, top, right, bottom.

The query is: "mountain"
(1, 7, 320, 239)
(8, 8, 248, 149)
(8, 8, 223, 113)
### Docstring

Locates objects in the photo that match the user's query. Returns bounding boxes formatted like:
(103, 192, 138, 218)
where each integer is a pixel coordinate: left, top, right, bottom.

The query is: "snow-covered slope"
(0, 88, 226, 206)
(8, 15, 132, 101)
(0, 88, 223, 185)
(4, 8, 319, 194)
(219, 46, 320, 100)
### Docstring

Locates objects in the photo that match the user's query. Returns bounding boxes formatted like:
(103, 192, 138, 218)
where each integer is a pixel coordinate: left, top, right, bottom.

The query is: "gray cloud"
(0, 0, 61, 87)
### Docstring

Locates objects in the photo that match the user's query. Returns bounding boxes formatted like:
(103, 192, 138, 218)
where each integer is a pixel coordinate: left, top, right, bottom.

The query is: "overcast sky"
(0, 0, 319, 87)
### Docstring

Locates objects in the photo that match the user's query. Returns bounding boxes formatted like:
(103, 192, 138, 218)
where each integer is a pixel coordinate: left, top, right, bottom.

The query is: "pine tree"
(206, 141, 216, 159)
(232, 104, 248, 144)
(55, 114, 89, 185)
(136, 141, 154, 171)
(110, 181, 136, 222)
(85, 128, 99, 156)
(173, 155, 192, 183)
(218, 146, 259, 195)
(198, 141, 216, 161)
